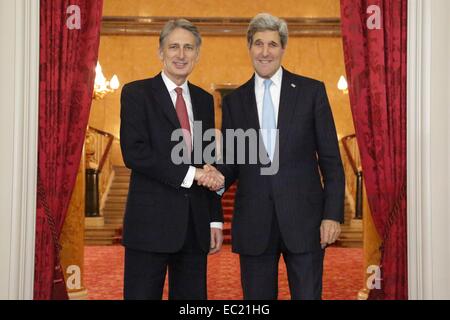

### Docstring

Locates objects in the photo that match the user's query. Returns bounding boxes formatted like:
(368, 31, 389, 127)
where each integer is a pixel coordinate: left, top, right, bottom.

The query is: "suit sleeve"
(314, 82, 345, 223)
(120, 84, 190, 189)
(216, 96, 239, 191)
(202, 94, 224, 223)
(209, 192, 223, 223)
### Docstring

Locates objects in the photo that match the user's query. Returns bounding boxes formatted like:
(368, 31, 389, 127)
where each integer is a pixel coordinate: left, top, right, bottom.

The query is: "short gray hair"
(247, 13, 288, 49)
(159, 19, 202, 50)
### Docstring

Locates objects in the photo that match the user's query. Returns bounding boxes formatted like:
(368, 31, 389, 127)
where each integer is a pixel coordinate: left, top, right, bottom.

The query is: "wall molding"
(101, 16, 341, 37)
(407, 0, 432, 300)
(11, 0, 39, 300)
(407, 0, 450, 299)
(0, 0, 39, 299)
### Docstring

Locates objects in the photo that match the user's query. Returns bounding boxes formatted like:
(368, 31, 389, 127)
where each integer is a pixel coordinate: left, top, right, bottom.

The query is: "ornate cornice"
(101, 16, 341, 37)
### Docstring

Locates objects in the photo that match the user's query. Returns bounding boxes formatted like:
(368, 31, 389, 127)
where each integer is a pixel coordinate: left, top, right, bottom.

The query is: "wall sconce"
(337, 75, 348, 95)
(93, 62, 120, 100)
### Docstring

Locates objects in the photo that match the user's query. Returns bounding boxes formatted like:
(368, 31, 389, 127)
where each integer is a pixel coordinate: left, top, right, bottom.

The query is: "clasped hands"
(195, 164, 224, 191)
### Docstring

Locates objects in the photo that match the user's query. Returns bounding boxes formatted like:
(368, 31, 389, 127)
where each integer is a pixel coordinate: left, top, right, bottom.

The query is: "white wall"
(408, 0, 450, 299)
(0, 0, 39, 299)
(429, 0, 450, 299)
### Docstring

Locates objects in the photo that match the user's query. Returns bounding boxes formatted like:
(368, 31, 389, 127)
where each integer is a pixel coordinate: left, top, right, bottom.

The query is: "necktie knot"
(175, 87, 183, 95)
(263, 79, 272, 89)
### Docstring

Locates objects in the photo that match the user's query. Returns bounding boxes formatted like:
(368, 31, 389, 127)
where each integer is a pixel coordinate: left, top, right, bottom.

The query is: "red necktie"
(174, 87, 192, 154)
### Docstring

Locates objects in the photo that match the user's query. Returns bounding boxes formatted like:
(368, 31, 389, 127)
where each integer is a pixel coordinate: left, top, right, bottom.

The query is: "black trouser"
(239, 213, 324, 300)
(124, 210, 207, 300)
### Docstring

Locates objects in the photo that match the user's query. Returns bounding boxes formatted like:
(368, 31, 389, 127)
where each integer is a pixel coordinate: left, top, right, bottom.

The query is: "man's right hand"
(195, 165, 224, 191)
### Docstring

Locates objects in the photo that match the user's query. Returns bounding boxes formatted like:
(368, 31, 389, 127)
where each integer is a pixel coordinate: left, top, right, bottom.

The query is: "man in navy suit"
(120, 19, 224, 300)
(206, 13, 345, 300)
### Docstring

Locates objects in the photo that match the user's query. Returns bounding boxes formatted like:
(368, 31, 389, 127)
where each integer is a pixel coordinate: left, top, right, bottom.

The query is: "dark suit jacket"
(218, 68, 345, 255)
(120, 73, 222, 254)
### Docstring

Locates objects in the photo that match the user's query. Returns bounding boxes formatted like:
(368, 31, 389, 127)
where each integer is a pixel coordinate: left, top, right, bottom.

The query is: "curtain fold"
(35, 0, 103, 300)
(340, 0, 407, 299)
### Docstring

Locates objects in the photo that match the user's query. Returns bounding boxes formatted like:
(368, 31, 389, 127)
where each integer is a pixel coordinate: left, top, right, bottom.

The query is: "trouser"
(124, 209, 207, 300)
(239, 213, 324, 300)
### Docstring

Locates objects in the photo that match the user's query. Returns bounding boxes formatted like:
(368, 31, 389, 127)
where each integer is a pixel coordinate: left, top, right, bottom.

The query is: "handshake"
(194, 164, 224, 191)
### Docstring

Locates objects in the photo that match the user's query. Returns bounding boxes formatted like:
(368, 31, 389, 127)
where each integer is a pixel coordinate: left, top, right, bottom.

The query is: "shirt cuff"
(181, 166, 196, 188)
(210, 222, 223, 230)
(216, 186, 225, 196)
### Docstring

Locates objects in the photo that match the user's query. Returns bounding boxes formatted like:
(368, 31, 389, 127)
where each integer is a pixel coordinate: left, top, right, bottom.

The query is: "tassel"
(51, 264, 69, 300)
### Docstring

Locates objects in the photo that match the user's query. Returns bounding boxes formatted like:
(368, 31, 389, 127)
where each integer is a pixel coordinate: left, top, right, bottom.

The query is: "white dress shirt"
(254, 67, 283, 127)
(216, 68, 283, 196)
(161, 71, 223, 230)
(216, 68, 284, 201)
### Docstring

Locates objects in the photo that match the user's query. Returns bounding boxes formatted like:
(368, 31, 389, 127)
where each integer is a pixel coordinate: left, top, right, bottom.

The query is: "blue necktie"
(262, 79, 276, 161)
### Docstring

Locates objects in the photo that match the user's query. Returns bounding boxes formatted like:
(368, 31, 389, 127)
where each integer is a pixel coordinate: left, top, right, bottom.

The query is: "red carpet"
(84, 245, 363, 300)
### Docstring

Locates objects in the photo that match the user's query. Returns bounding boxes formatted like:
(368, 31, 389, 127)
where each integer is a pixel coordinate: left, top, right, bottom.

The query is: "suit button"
(184, 193, 189, 198)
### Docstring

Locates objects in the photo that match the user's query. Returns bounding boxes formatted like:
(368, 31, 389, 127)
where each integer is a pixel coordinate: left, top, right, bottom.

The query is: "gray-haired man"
(120, 19, 224, 300)
(208, 13, 345, 300)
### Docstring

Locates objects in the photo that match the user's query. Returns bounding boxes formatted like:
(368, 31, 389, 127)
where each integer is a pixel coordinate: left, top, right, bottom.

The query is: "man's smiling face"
(249, 30, 285, 79)
(159, 27, 199, 85)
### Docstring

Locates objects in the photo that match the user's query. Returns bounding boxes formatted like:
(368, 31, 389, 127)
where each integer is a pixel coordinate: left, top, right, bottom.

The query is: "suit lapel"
(242, 76, 261, 131)
(188, 82, 204, 156)
(277, 68, 300, 152)
(188, 82, 201, 123)
(151, 73, 180, 129)
(242, 75, 273, 162)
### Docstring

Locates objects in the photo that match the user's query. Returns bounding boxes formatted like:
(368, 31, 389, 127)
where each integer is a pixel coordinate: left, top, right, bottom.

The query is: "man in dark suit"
(120, 19, 224, 300)
(208, 13, 345, 300)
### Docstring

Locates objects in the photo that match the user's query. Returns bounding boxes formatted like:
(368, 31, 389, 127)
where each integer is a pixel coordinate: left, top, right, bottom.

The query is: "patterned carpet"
(84, 245, 363, 300)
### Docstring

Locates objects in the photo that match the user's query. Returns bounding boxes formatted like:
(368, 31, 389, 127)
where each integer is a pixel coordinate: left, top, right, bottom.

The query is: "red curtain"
(35, 0, 103, 300)
(340, 0, 407, 299)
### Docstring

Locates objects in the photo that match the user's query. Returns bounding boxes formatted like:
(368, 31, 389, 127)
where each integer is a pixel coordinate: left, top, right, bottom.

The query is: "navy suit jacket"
(120, 73, 223, 253)
(218, 68, 345, 255)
